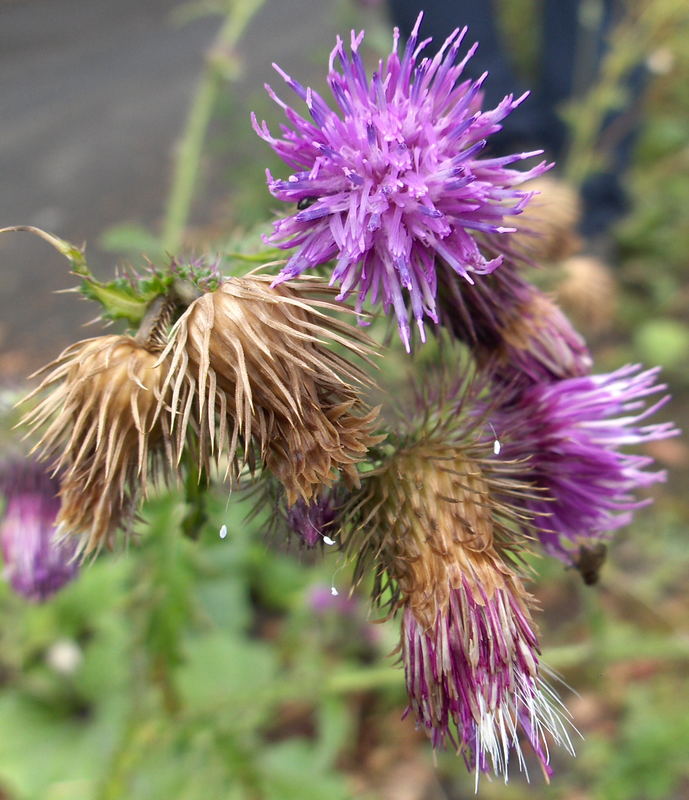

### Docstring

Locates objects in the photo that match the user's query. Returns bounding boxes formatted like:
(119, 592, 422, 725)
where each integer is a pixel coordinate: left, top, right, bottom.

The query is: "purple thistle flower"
(286, 492, 339, 548)
(0, 459, 79, 602)
(252, 14, 549, 351)
(438, 262, 592, 385)
(342, 378, 576, 779)
(495, 365, 679, 563)
(403, 574, 574, 783)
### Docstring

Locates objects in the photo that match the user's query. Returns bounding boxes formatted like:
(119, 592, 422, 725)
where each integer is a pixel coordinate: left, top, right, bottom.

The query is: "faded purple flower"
(286, 492, 339, 548)
(403, 574, 573, 782)
(0, 459, 79, 602)
(253, 14, 549, 351)
(438, 262, 592, 385)
(496, 365, 679, 563)
(308, 584, 358, 615)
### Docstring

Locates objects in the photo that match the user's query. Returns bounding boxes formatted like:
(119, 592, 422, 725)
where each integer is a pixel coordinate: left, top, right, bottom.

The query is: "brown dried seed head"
(556, 254, 617, 335)
(265, 401, 382, 506)
(509, 176, 582, 262)
(22, 335, 171, 554)
(349, 442, 532, 629)
(161, 274, 381, 501)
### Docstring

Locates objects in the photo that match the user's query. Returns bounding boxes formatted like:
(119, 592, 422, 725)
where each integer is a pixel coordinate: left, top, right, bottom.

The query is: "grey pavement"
(0, 0, 344, 378)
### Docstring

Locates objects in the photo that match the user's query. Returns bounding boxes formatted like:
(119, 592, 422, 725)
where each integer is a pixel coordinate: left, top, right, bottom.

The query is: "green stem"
(160, 0, 266, 253)
(0, 225, 88, 274)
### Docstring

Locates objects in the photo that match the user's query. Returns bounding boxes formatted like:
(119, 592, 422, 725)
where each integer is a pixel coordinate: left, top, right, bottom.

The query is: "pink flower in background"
(0, 459, 79, 602)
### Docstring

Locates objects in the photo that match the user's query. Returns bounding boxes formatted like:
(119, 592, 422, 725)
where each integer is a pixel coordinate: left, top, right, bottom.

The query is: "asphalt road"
(0, 0, 346, 379)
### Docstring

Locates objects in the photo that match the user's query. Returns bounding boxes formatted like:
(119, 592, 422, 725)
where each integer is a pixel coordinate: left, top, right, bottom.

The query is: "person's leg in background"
(388, 0, 549, 154)
(387, 0, 645, 242)
(541, 0, 646, 239)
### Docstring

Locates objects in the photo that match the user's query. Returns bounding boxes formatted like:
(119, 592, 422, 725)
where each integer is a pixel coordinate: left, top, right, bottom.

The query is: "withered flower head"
(344, 379, 573, 779)
(439, 264, 591, 385)
(556, 254, 617, 335)
(506, 176, 582, 262)
(161, 273, 381, 504)
(22, 335, 172, 555)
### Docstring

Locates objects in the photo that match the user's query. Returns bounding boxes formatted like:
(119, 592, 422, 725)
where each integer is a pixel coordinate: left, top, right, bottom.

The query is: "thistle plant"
(1, 11, 678, 788)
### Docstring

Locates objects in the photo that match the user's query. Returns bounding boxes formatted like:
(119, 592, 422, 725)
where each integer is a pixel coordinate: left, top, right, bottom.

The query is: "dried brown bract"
(22, 335, 172, 554)
(161, 274, 381, 504)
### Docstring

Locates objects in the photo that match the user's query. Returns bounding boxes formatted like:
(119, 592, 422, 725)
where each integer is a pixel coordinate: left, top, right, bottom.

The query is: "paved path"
(0, 0, 345, 378)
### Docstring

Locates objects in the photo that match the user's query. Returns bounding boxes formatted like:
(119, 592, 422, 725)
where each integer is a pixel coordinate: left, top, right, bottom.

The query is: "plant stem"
(161, 0, 266, 254)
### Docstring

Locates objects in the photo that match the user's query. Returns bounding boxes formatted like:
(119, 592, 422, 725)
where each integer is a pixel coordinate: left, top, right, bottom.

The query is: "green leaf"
(634, 319, 689, 369)
(99, 223, 163, 257)
(260, 740, 353, 800)
(177, 631, 278, 721)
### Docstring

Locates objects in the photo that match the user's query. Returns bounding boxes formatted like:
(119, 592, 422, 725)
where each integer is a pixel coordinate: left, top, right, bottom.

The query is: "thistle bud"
(0, 459, 78, 601)
(22, 335, 172, 554)
(286, 491, 340, 548)
(162, 275, 381, 503)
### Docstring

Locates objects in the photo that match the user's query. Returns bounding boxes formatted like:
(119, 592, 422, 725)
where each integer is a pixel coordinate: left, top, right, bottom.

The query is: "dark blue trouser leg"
(387, 0, 645, 239)
(540, 0, 642, 236)
(388, 0, 547, 153)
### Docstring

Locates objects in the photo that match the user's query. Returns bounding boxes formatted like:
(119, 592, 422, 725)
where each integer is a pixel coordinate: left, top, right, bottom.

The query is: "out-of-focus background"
(1, 0, 688, 798)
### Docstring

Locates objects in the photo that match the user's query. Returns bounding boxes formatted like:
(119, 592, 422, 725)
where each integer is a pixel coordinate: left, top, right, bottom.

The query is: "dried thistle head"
(556, 254, 617, 335)
(508, 176, 582, 262)
(22, 335, 172, 554)
(161, 274, 382, 503)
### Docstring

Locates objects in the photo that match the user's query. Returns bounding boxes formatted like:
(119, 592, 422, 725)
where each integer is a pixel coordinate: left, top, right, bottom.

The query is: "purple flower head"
(342, 380, 575, 779)
(403, 569, 574, 783)
(0, 459, 79, 602)
(496, 365, 679, 563)
(438, 262, 591, 385)
(286, 492, 339, 548)
(252, 14, 549, 351)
